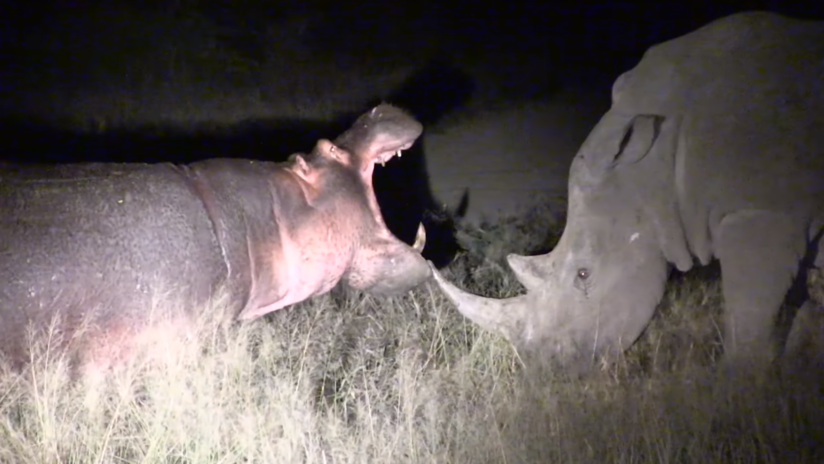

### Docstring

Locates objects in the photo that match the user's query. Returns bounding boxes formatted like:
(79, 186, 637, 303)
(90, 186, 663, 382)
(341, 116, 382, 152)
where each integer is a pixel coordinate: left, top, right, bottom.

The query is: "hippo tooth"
(380, 160, 386, 167)
(397, 150, 402, 158)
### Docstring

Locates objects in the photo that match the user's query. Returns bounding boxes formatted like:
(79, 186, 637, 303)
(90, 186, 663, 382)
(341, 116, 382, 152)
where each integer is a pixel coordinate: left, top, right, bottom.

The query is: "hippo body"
(0, 104, 430, 369)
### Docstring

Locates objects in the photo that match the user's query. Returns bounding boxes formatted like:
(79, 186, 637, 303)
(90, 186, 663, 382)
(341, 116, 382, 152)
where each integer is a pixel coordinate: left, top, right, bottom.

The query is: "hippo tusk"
(429, 263, 527, 341)
(413, 222, 426, 252)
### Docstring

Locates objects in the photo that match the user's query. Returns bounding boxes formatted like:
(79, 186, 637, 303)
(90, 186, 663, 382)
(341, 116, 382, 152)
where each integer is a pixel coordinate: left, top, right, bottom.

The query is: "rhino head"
(431, 87, 695, 370)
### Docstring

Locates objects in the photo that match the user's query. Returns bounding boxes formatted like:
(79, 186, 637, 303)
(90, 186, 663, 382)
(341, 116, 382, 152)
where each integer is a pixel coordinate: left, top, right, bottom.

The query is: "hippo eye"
(576, 268, 590, 280)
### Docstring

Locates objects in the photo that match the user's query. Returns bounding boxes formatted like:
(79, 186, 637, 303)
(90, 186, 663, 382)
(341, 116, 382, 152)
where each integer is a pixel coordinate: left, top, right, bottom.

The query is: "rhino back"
(616, 13, 824, 115)
(678, 15, 824, 229)
(610, 13, 824, 243)
(0, 163, 229, 357)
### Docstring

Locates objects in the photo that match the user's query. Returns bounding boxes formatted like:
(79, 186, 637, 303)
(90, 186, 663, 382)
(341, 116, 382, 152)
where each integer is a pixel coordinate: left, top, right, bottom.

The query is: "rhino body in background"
(432, 12, 824, 370)
(0, 104, 430, 371)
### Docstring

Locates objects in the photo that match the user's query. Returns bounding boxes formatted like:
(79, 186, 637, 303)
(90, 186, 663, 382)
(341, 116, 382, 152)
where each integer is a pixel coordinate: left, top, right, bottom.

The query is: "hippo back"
(0, 163, 229, 362)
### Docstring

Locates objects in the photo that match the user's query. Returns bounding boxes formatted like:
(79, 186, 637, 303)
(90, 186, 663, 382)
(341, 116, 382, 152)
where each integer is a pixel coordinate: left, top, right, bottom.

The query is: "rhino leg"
(783, 300, 824, 376)
(715, 211, 807, 367)
(782, 239, 824, 375)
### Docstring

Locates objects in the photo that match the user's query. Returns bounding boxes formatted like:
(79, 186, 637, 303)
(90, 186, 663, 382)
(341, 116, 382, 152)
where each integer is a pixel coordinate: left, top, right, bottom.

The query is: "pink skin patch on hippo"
(77, 313, 196, 378)
(237, 140, 373, 321)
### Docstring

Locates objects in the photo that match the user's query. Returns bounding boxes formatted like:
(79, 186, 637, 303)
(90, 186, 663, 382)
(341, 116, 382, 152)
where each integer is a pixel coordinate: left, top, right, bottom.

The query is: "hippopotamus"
(431, 12, 824, 372)
(0, 103, 431, 371)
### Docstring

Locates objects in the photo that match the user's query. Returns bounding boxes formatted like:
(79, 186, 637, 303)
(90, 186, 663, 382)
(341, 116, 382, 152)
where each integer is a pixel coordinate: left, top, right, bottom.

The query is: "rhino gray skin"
(431, 12, 824, 371)
(0, 104, 430, 371)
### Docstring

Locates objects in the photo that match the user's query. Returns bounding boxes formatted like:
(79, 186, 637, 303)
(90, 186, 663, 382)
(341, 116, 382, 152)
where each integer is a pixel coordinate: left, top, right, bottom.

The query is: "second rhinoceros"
(431, 12, 824, 371)
(0, 104, 430, 371)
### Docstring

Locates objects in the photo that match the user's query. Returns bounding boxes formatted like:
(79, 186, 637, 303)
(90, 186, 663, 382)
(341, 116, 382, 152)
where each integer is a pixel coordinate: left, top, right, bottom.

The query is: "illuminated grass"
(1, 211, 822, 463)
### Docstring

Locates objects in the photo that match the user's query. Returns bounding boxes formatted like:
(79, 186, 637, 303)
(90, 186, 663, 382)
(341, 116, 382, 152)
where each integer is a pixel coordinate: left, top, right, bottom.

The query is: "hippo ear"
(293, 155, 312, 179)
(583, 114, 663, 179)
(289, 155, 321, 203)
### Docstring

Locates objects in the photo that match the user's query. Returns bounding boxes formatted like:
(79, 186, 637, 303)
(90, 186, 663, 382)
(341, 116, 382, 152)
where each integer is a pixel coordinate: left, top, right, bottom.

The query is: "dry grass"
(2, 211, 823, 463)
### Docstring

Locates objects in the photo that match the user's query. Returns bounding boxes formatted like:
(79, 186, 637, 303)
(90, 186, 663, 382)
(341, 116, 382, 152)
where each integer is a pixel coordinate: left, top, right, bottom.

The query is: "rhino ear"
(584, 114, 663, 178)
(612, 114, 662, 167)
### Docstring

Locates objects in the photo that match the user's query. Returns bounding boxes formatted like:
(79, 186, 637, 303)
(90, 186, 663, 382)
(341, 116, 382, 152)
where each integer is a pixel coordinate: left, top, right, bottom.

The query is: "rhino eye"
(576, 268, 590, 280)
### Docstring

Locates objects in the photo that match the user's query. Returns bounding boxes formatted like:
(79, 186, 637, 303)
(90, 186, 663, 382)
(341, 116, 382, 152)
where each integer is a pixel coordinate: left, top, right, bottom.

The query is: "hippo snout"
(362, 250, 432, 296)
(344, 222, 431, 296)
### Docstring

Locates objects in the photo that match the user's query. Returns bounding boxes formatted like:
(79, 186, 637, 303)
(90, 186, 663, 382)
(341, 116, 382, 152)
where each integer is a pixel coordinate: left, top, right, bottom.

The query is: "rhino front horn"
(429, 263, 527, 341)
(413, 222, 426, 253)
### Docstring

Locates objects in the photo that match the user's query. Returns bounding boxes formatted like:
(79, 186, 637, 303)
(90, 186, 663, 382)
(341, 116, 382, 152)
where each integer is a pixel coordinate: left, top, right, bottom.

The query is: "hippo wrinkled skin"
(0, 104, 430, 371)
(431, 12, 824, 372)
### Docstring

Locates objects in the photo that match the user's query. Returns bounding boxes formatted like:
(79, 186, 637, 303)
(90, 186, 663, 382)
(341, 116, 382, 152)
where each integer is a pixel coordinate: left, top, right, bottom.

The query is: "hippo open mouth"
(376, 138, 416, 166)
(334, 104, 423, 172)
(378, 147, 407, 167)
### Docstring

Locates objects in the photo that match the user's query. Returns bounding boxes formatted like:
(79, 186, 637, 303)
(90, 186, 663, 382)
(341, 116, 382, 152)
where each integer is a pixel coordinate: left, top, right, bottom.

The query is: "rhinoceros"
(0, 104, 430, 371)
(431, 12, 824, 370)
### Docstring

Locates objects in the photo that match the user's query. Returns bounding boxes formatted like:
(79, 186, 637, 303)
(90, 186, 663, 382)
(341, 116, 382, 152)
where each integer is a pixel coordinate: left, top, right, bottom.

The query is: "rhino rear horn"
(507, 254, 548, 292)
